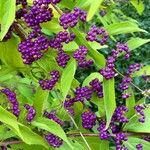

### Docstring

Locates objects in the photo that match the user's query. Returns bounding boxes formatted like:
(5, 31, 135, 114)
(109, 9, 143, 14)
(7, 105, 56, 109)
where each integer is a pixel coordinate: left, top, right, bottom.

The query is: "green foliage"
(61, 59, 77, 99)
(130, 0, 145, 15)
(0, 0, 16, 40)
(0, 36, 25, 68)
(87, 0, 104, 21)
(0, 106, 49, 149)
(103, 78, 116, 129)
(123, 108, 150, 133)
(0, 0, 149, 149)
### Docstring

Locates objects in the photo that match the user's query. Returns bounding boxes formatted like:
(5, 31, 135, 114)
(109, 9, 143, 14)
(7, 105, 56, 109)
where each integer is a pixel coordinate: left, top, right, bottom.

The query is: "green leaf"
(82, 72, 103, 86)
(0, 36, 25, 68)
(41, 18, 62, 34)
(32, 118, 72, 149)
(18, 123, 49, 149)
(130, 0, 145, 15)
(76, 137, 109, 150)
(103, 78, 116, 129)
(132, 65, 150, 77)
(87, 0, 103, 21)
(126, 87, 135, 118)
(75, 0, 93, 8)
(57, 139, 85, 150)
(71, 28, 106, 68)
(123, 107, 150, 133)
(61, 59, 77, 99)
(124, 137, 150, 150)
(0, 0, 16, 40)
(91, 95, 105, 117)
(0, 106, 21, 136)
(127, 38, 150, 51)
(63, 41, 107, 52)
(0, 106, 48, 149)
(60, 0, 76, 9)
(33, 87, 49, 118)
(106, 21, 147, 35)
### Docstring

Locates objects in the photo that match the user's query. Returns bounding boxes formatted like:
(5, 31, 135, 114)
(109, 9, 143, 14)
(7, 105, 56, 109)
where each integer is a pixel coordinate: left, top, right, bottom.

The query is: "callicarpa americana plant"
(0, 0, 150, 150)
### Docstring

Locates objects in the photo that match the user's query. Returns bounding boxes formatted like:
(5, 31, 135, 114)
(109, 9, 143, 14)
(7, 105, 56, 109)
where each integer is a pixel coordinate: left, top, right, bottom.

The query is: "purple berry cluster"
(73, 46, 93, 68)
(97, 120, 110, 140)
(112, 106, 129, 123)
(24, 1, 53, 27)
(115, 132, 128, 150)
(64, 96, 75, 116)
(126, 63, 141, 76)
(24, 104, 36, 122)
(1, 88, 20, 117)
(3, 26, 13, 41)
(56, 49, 70, 68)
(81, 111, 96, 129)
(136, 144, 143, 150)
(74, 86, 92, 102)
(143, 136, 150, 142)
(134, 104, 145, 123)
(99, 65, 115, 80)
(86, 25, 108, 45)
(89, 78, 103, 98)
(16, 0, 27, 7)
(100, 10, 107, 17)
(59, 7, 87, 29)
(39, 70, 60, 90)
(45, 133, 63, 148)
(50, 31, 75, 49)
(18, 32, 49, 64)
(44, 111, 64, 126)
(116, 42, 130, 59)
(120, 63, 140, 99)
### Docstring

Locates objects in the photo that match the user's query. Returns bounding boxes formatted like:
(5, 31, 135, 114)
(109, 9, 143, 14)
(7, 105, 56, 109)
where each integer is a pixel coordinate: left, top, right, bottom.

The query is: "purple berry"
(73, 46, 93, 68)
(81, 111, 96, 129)
(45, 133, 63, 148)
(24, 104, 36, 122)
(90, 78, 103, 98)
(74, 86, 92, 102)
(44, 111, 64, 126)
(1, 88, 20, 117)
(39, 70, 60, 90)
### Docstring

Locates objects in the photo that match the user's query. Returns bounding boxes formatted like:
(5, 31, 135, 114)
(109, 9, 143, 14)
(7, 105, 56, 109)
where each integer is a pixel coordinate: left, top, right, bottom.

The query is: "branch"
(51, 4, 63, 15)
(13, 21, 27, 41)
(66, 111, 92, 150)
(0, 140, 22, 146)
(113, 68, 150, 99)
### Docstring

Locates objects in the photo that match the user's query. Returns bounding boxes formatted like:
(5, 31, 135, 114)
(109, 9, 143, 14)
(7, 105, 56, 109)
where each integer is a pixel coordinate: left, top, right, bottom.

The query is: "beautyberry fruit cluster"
(24, 104, 36, 122)
(39, 70, 60, 90)
(73, 46, 93, 68)
(56, 49, 70, 68)
(1, 88, 20, 117)
(81, 111, 96, 129)
(18, 32, 49, 64)
(59, 7, 87, 29)
(134, 104, 146, 123)
(49, 31, 75, 49)
(74, 86, 92, 102)
(86, 25, 108, 45)
(89, 78, 103, 98)
(45, 133, 63, 148)
(44, 111, 64, 126)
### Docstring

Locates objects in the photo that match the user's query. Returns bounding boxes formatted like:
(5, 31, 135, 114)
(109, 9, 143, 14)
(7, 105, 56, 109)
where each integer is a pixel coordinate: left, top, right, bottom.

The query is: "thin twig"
(113, 68, 150, 99)
(67, 133, 99, 137)
(13, 21, 27, 41)
(51, 3, 63, 15)
(66, 111, 92, 150)
(0, 141, 22, 146)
